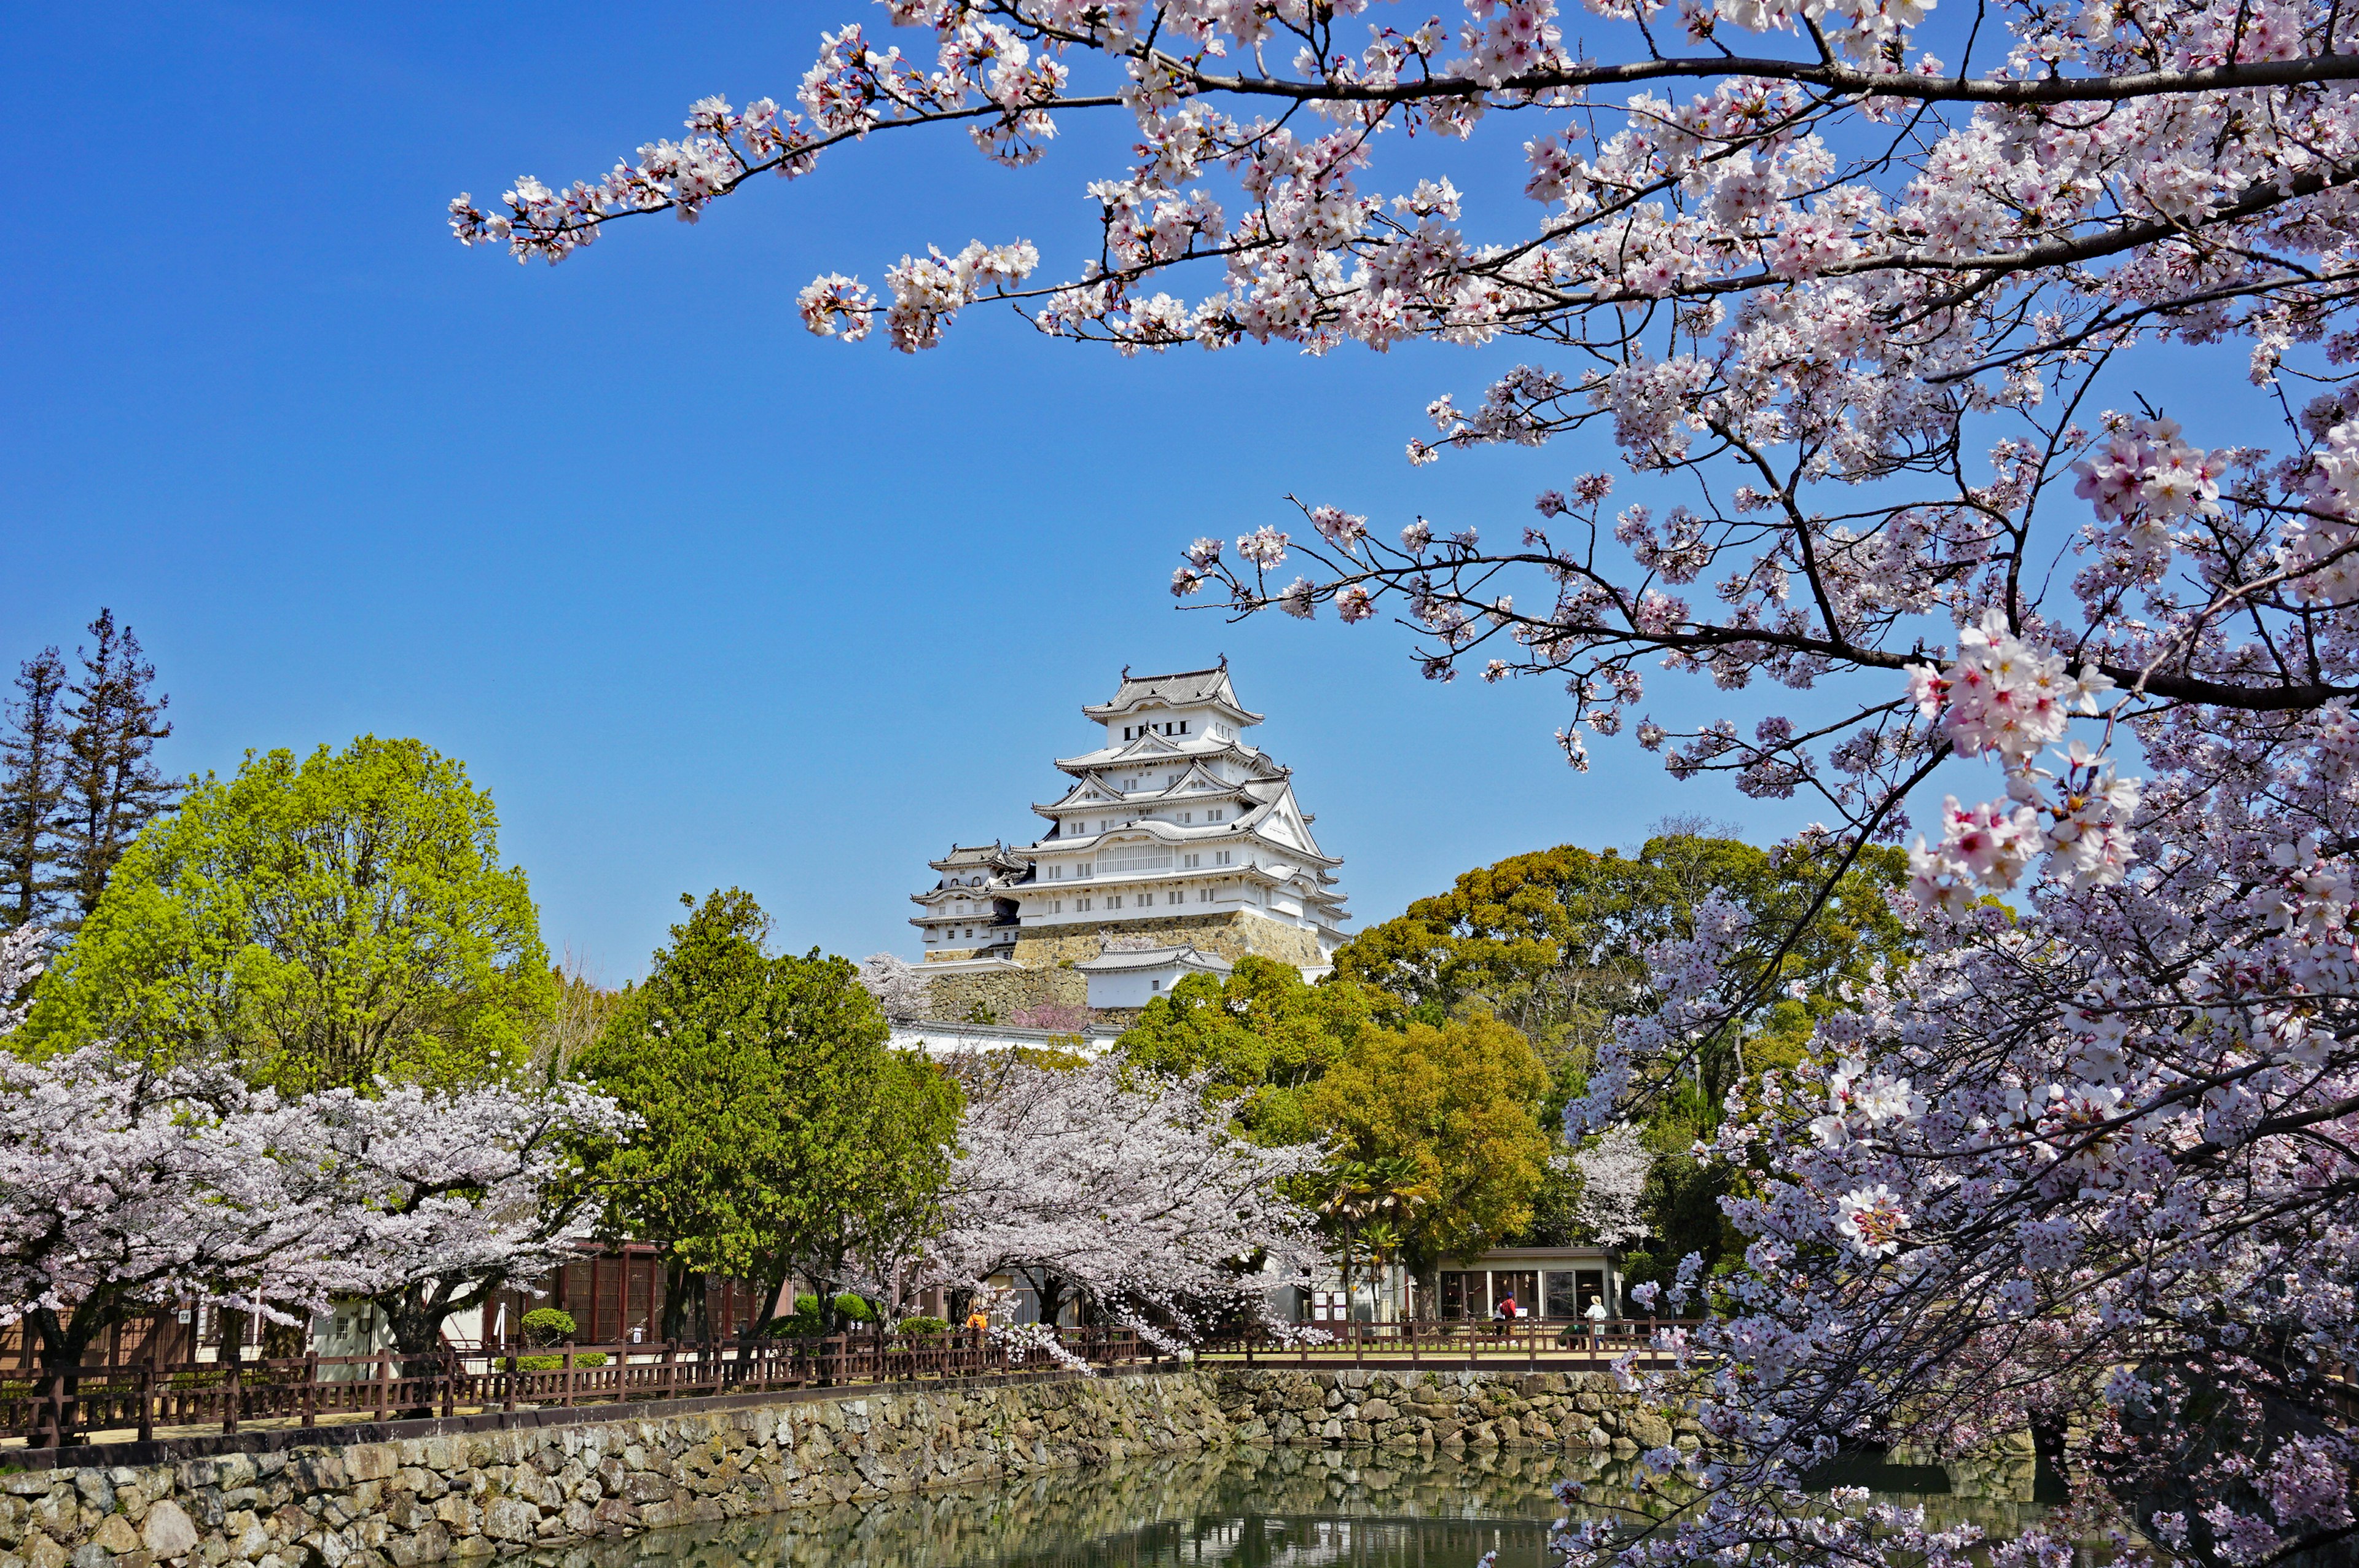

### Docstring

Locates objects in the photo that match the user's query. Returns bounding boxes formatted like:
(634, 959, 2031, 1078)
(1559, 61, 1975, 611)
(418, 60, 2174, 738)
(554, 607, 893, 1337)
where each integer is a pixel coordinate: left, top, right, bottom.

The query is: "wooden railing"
(1195, 1317, 1709, 1368)
(3, 1326, 1154, 1448)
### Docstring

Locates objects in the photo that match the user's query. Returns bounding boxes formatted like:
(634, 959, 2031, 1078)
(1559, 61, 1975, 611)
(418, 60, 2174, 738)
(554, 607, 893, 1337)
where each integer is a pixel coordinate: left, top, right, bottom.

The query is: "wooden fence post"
(222, 1355, 240, 1436)
(375, 1352, 391, 1424)
(663, 1341, 676, 1403)
(302, 1352, 318, 1428)
(440, 1349, 456, 1419)
(562, 1345, 576, 1409)
(137, 1358, 154, 1444)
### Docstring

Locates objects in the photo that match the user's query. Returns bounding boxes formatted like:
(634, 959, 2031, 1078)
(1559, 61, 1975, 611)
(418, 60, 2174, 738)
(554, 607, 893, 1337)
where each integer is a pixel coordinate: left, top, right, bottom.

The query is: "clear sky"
(1, 2, 2245, 981)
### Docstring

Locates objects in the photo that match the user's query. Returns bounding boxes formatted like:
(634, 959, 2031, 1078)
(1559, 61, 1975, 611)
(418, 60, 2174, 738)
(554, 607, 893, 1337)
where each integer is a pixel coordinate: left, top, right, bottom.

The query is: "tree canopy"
(1305, 1015, 1550, 1289)
(1117, 954, 1393, 1143)
(1332, 827, 1912, 1119)
(22, 735, 552, 1093)
(576, 889, 961, 1337)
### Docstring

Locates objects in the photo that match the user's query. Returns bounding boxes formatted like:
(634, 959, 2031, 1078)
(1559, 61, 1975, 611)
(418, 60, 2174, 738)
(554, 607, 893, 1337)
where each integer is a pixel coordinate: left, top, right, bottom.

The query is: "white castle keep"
(909, 663, 1349, 1013)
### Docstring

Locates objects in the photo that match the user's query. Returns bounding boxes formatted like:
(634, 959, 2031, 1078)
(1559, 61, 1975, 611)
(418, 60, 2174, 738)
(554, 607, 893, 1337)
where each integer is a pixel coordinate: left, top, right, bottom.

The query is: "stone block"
(92, 1517, 142, 1556)
(477, 1502, 536, 1545)
(138, 1505, 198, 1561)
(339, 1453, 393, 1490)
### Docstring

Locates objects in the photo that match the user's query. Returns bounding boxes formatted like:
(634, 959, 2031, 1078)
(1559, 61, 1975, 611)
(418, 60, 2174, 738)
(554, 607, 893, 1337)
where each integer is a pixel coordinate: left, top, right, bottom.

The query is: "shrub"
(514, 1352, 607, 1371)
(519, 1307, 576, 1348)
(896, 1316, 950, 1336)
(761, 1293, 878, 1337)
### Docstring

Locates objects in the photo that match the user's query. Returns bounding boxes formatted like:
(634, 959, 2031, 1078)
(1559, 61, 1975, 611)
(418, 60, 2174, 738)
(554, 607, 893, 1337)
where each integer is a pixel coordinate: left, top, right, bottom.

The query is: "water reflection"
(561, 1446, 2055, 1568)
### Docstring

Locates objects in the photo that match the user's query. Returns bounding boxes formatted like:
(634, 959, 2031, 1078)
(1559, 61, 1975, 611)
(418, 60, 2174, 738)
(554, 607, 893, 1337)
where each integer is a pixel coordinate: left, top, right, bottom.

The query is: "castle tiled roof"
(1081, 661, 1262, 724)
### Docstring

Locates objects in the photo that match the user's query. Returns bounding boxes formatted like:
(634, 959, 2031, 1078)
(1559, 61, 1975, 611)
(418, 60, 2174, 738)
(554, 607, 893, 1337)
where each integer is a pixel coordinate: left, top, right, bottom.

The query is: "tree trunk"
(1033, 1271, 1068, 1333)
(661, 1259, 696, 1343)
(380, 1290, 451, 1419)
(26, 1306, 98, 1449)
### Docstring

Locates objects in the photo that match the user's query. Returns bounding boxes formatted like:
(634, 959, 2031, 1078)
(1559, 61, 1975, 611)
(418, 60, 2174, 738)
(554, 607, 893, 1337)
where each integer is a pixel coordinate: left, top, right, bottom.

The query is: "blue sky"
(2, 3, 2250, 980)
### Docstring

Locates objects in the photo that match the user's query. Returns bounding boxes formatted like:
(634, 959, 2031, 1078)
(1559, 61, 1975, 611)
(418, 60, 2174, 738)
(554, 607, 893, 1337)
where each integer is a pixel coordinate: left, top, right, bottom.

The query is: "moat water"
(576, 1445, 2070, 1568)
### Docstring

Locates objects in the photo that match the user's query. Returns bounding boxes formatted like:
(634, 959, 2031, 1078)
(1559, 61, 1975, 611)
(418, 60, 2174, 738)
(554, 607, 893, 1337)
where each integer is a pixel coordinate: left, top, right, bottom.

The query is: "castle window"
(1180, 721, 1189, 733)
(1208, 809, 1223, 822)
(1109, 895, 1123, 910)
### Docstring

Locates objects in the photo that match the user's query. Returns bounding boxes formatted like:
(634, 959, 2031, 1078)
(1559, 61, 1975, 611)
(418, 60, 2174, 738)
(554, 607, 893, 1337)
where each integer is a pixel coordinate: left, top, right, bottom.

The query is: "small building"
(1073, 943, 1232, 1009)
(1431, 1246, 1625, 1321)
(886, 1015, 1125, 1056)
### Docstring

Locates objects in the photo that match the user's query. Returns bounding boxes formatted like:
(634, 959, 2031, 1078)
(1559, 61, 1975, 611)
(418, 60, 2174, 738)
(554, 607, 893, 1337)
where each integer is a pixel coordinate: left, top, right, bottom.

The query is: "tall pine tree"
(55, 610, 176, 927)
(0, 649, 69, 930)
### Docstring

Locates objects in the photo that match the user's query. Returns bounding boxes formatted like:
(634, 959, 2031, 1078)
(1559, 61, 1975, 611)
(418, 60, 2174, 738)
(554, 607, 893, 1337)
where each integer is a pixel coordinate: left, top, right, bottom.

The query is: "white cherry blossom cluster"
(1570, 1123, 1654, 1246)
(1902, 616, 2134, 910)
(0, 943, 628, 1372)
(922, 1056, 1323, 1340)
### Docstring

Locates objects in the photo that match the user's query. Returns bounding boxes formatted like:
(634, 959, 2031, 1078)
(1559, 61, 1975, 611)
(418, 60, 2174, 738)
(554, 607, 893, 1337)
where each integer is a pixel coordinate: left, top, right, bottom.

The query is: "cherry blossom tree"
(0, 930, 630, 1422)
(858, 951, 934, 1021)
(451, 0, 2359, 1554)
(0, 1048, 363, 1402)
(924, 1055, 1322, 1338)
(312, 1080, 634, 1364)
(1570, 1122, 1653, 1248)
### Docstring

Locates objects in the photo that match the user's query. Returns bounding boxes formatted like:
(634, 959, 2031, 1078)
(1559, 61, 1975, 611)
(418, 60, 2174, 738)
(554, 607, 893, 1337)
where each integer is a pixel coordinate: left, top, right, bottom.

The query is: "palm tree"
(1316, 1157, 1435, 1321)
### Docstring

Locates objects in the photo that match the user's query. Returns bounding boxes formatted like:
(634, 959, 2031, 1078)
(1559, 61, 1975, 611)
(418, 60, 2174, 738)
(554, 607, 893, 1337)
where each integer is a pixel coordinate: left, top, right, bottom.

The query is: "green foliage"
(963, 1000, 997, 1024)
(1307, 1016, 1551, 1279)
(518, 1308, 575, 1347)
(22, 735, 554, 1093)
(761, 1293, 878, 1338)
(576, 892, 963, 1331)
(1117, 956, 1395, 1142)
(1330, 827, 1912, 1129)
(514, 1352, 607, 1370)
(761, 1295, 826, 1338)
(1614, 1142, 1746, 1298)
(896, 1316, 950, 1336)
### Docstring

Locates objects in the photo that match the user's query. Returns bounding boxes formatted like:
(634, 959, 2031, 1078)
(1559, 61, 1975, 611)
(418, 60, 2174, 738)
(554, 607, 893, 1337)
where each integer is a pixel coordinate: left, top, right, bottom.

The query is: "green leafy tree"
(1117, 955, 1392, 1143)
(1306, 1015, 1551, 1309)
(577, 891, 962, 1341)
(22, 736, 553, 1092)
(1332, 824, 1912, 1121)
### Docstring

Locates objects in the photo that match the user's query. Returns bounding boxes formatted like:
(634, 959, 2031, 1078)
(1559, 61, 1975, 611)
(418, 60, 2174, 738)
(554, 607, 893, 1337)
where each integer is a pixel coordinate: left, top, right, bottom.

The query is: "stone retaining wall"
(1211, 1368, 1694, 1456)
(0, 1366, 1682, 1568)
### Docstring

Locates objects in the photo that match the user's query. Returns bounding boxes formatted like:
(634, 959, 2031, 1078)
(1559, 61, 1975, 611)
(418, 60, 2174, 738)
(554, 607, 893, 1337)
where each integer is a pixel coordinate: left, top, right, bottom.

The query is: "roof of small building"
(1082, 661, 1264, 725)
(1073, 943, 1237, 975)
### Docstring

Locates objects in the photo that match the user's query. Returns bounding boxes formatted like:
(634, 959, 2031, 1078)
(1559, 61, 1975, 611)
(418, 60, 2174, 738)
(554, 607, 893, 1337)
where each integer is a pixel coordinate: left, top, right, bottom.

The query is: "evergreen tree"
(0, 649, 68, 930)
(55, 610, 175, 925)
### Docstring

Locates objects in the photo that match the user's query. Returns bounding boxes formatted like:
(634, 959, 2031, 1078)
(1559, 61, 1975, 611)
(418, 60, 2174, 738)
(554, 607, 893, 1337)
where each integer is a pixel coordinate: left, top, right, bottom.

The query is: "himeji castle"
(909, 662, 1349, 1015)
